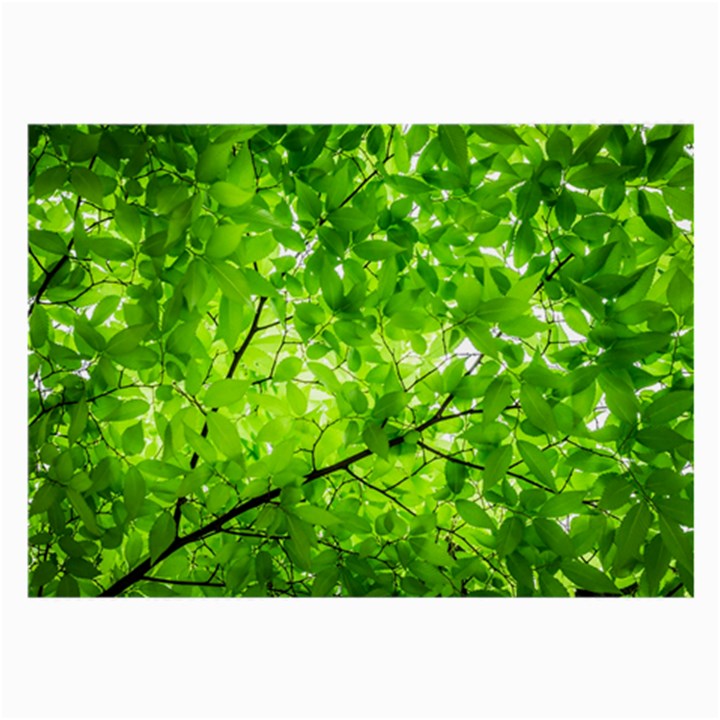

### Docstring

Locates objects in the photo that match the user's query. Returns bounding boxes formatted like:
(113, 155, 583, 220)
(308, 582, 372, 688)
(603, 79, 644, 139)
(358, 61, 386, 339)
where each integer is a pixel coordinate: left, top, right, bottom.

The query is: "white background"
(1, 1, 719, 719)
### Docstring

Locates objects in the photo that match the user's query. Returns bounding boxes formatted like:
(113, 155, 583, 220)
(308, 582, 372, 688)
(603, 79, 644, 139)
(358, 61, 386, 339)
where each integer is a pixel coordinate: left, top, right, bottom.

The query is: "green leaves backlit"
(27, 123, 694, 598)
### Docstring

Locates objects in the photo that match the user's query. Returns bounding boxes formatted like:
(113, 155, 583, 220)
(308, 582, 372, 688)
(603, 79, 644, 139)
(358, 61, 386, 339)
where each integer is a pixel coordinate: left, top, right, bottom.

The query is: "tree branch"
(187, 295, 267, 472)
(28, 155, 97, 316)
(141, 576, 225, 588)
(99, 366, 484, 597)
(417, 440, 556, 493)
(534, 252, 574, 293)
(174, 295, 269, 530)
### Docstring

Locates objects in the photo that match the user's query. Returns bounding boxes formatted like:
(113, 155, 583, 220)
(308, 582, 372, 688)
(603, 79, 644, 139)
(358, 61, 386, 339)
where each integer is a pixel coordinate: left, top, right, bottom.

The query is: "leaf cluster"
(27, 123, 694, 597)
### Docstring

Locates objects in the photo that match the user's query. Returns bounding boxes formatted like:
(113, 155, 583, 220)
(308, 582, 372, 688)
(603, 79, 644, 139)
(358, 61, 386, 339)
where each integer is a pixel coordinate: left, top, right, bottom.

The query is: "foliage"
(27, 123, 694, 597)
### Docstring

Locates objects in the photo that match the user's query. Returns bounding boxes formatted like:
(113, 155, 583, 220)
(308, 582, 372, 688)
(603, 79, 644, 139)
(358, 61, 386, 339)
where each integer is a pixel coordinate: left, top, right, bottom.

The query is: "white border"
(2, 2, 719, 719)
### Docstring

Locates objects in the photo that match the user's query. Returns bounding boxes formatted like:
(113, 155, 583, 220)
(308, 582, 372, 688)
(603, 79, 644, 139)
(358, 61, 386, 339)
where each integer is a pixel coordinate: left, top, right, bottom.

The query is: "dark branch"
(99, 364, 484, 597)
(188, 295, 267, 473)
(28, 155, 97, 316)
(141, 576, 225, 588)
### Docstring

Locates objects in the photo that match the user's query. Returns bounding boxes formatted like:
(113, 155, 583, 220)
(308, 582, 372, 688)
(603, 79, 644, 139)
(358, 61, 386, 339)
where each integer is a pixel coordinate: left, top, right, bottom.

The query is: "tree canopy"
(27, 123, 694, 598)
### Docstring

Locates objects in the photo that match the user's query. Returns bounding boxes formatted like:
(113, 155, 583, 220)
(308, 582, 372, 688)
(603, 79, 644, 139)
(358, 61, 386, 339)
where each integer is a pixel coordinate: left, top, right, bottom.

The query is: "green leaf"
(438, 125, 468, 173)
(320, 264, 343, 310)
(137, 459, 183, 479)
(209, 182, 254, 207)
(473, 125, 526, 146)
(635, 427, 689, 450)
(599, 475, 633, 510)
(445, 461, 467, 494)
(666, 268, 692, 315)
(29, 483, 62, 516)
(602, 182, 626, 212)
(555, 188, 576, 230)
(207, 483, 232, 514)
(483, 444, 513, 492)
(52, 451, 74, 484)
(571, 280, 605, 321)
(389, 311, 425, 331)
(385, 175, 433, 195)
(123, 467, 146, 520)
(516, 181, 541, 219)
(343, 383, 368, 414)
(183, 259, 207, 310)
(455, 499, 495, 529)
(67, 398, 88, 446)
(546, 129, 573, 166)
(206, 412, 243, 461)
(204, 379, 249, 408)
(286, 382, 308, 416)
(293, 505, 339, 527)
(206, 223, 244, 259)
(569, 126, 612, 166)
(273, 228, 306, 252)
(372, 391, 409, 421)
(196, 140, 233, 183)
(286, 514, 313, 571)
(362, 423, 389, 460)
(115, 199, 143, 243)
(658, 513, 693, 573)
(647, 128, 687, 181)
(105, 323, 152, 357)
(56, 575, 80, 597)
(90, 236, 134, 261)
(533, 518, 575, 557)
(66, 488, 102, 537)
(295, 180, 323, 221)
(567, 163, 626, 189)
(662, 186, 693, 221)
(560, 560, 619, 595)
(641, 214, 674, 240)
(506, 551, 534, 589)
(29, 306, 49, 347)
(327, 207, 372, 231)
(612, 502, 652, 572)
(645, 468, 689, 496)
(244, 268, 276, 297)
(149, 512, 176, 563)
(33, 166, 67, 197)
(496, 516, 524, 557)
(455, 276, 483, 314)
(294, 303, 325, 326)
(121, 421, 145, 455)
(519, 384, 557, 435)
(622, 132, 646, 168)
(517, 440, 556, 490)
(643, 534, 670, 596)
(573, 215, 614, 242)
(562, 303, 590, 336)
(66, 558, 99, 579)
(156, 184, 189, 215)
(598, 372, 639, 425)
(100, 399, 149, 423)
(209, 261, 250, 303)
(69, 131, 101, 162)
(482, 376, 513, 424)
(475, 297, 529, 323)
(643, 390, 693, 425)
(70, 167, 105, 205)
(31, 560, 58, 587)
(29, 230, 67, 256)
(353, 241, 402, 261)
(274, 356, 303, 381)
(513, 222, 536, 267)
